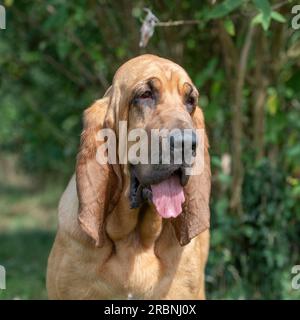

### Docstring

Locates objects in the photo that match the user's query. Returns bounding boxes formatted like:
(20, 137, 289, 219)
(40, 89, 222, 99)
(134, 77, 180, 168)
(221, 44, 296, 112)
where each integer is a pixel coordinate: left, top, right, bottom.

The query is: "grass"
(0, 230, 55, 299)
(0, 154, 64, 299)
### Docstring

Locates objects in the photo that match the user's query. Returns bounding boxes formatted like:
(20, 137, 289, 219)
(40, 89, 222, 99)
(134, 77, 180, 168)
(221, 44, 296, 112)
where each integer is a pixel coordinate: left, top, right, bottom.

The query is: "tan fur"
(47, 55, 211, 300)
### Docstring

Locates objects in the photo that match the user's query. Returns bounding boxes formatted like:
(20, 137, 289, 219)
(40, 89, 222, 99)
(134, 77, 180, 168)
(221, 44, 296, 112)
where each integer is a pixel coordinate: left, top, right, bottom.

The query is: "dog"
(47, 54, 211, 299)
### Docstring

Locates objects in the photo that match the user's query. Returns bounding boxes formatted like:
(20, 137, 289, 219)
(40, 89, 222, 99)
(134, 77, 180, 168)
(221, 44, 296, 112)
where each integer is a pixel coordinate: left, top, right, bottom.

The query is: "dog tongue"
(151, 175, 185, 218)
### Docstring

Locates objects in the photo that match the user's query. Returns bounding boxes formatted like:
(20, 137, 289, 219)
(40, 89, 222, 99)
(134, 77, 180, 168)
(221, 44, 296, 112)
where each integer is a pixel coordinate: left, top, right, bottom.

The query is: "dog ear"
(76, 92, 122, 247)
(172, 107, 211, 246)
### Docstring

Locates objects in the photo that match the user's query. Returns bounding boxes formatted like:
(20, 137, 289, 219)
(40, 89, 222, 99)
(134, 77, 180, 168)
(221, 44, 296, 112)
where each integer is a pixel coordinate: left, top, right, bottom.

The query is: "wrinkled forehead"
(113, 55, 193, 92)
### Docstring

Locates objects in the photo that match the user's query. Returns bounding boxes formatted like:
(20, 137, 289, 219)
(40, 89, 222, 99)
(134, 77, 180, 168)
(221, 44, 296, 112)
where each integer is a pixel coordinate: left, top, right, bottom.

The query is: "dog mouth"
(129, 166, 189, 218)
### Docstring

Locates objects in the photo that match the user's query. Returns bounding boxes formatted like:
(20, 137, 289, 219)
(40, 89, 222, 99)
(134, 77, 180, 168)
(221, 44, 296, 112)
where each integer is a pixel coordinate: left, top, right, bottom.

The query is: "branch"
(139, 8, 200, 47)
(217, 21, 239, 81)
(253, 30, 268, 161)
(230, 24, 256, 215)
(156, 20, 200, 27)
(236, 25, 256, 101)
(272, 0, 290, 10)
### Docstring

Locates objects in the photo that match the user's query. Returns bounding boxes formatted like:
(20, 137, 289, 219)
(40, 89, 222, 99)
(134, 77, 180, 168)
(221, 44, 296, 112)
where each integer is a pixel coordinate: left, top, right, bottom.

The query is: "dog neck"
(105, 189, 165, 248)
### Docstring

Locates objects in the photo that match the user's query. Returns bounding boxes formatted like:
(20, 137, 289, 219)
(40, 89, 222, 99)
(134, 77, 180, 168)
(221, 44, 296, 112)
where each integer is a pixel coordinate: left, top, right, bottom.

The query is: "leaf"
(266, 88, 278, 115)
(206, 0, 245, 20)
(252, 0, 271, 18)
(224, 18, 236, 36)
(266, 98, 277, 115)
(292, 185, 300, 197)
(252, 0, 271, 30)
(251, 12, 270, 31)
(4, 0, 13, 6)
(271, 11, 286, 23)
(251, 13, 264, 26)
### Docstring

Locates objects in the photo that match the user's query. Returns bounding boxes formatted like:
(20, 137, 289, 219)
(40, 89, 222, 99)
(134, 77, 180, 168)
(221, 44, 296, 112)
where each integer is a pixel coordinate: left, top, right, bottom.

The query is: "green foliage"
(251, 0, 286, 30)
(207, 160, 300, 299)
(0, 230, 54, 299)
(205, 0, 245, 20)
(252, 0, 272, 30)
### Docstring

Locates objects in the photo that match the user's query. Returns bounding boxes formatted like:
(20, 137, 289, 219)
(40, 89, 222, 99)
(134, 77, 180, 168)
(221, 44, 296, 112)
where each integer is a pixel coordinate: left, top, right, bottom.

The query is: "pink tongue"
(151, 175, 185, 218)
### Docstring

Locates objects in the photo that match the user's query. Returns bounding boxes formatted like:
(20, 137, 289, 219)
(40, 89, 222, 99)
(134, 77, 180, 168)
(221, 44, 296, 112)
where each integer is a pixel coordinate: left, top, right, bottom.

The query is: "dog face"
(125, 63, 200, 213)
(76, 55, 211, 247)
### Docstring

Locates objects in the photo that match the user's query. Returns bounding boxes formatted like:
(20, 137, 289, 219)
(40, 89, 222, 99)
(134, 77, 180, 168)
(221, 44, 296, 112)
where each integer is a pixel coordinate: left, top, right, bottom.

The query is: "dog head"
(76, 54, 211, 247)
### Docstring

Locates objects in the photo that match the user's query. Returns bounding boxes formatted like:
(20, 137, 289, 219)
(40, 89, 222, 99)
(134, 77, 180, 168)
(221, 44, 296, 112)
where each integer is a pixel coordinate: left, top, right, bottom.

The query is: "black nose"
(169, 130, 197, 154)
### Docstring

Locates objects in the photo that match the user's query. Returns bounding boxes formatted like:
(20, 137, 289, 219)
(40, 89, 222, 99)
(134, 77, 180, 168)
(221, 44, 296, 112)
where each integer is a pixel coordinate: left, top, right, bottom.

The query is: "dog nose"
(170, 130, 197, 154)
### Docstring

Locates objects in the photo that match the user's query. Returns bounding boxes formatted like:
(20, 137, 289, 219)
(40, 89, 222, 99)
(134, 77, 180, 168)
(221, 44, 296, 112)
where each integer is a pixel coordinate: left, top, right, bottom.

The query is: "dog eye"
(140, 91, 153, 99)
(187, 96, 195, 106)
(186, 95, 196, 113)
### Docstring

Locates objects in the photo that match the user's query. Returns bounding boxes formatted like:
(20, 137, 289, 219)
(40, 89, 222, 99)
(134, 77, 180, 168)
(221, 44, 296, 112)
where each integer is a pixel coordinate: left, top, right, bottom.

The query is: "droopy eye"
(140, 90, 153, 99)
(186, 96, 195, 106)
(186, 95, 197, 113)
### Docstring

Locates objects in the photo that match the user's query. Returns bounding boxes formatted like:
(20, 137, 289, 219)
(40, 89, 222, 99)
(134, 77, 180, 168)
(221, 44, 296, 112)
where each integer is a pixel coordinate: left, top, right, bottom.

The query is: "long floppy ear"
(76, 92, 122, 247)
(172, 107, 211, 246)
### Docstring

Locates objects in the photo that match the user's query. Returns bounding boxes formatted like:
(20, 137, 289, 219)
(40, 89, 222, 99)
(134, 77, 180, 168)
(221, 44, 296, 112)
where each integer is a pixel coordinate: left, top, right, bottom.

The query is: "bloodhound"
(46, 54, 211, 300)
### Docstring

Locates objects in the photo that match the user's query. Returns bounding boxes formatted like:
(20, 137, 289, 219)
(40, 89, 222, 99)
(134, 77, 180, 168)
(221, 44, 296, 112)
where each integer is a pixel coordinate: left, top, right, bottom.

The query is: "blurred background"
(0, 0, 300, 299)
